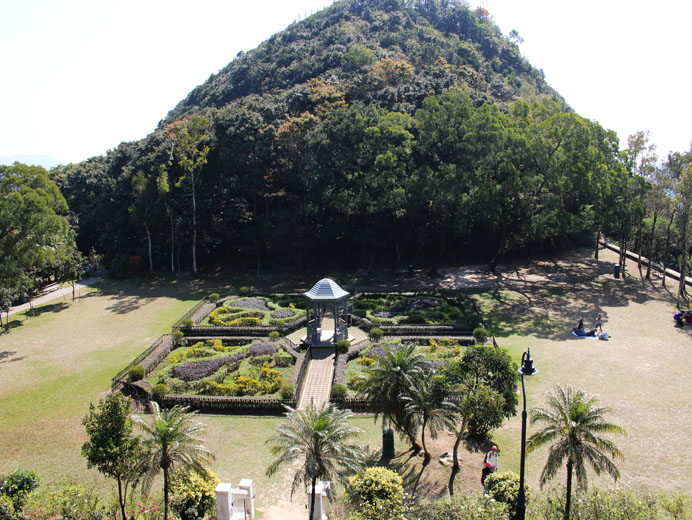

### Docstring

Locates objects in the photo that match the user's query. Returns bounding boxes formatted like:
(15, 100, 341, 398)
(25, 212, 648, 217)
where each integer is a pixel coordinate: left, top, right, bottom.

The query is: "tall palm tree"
(266, 402, 365, 520)
(356, 343, 428, 451)
(134, 402, 214, 520)
(401, 369, 457, 462)
(527, 384, 626, 520)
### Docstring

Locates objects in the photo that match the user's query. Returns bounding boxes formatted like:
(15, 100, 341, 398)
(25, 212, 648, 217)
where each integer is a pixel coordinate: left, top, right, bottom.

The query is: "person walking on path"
(595, 313, 603, 332)
(484, 445, 499, 473)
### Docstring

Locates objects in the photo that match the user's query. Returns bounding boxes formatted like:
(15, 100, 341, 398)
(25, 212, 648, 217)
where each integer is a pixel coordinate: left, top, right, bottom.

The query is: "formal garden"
(2, 249, 692, 520)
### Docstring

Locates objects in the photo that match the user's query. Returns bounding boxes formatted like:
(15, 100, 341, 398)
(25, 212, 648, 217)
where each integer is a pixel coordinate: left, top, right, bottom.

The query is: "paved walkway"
(297, 347, 335, 410)
(8, 276, 100, 316)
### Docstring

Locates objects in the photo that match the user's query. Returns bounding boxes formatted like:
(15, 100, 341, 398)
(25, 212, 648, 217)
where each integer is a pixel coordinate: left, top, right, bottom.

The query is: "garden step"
(297, 348, 335, 410)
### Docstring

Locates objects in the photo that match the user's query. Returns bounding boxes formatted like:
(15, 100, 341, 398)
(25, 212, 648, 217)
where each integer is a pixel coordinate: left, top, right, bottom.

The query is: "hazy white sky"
(1, 0, 689, 165)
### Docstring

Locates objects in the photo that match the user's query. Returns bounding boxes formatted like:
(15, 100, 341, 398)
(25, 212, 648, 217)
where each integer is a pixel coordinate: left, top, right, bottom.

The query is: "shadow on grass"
(0, 320, 23, 333)
(25, 302, 69, 317)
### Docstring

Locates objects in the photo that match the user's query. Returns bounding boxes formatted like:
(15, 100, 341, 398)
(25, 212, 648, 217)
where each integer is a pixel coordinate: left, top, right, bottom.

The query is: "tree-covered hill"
(164, 0, 563, 124)
(53, 0, 633, 275)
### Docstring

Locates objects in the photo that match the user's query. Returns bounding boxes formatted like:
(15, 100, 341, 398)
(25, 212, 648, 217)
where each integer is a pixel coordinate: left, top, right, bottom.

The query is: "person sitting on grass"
(576, 318, 584, 330)
(674, 311, 684, 327)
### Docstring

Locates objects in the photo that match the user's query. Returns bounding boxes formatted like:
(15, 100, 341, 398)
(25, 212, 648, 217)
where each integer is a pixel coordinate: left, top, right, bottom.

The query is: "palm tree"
(134, 402, 214, 520)
(527, 384, 626, 520)
(266, 402, 365, 520)
(401, 369, 457, 462)
(356, 343, 428, 451)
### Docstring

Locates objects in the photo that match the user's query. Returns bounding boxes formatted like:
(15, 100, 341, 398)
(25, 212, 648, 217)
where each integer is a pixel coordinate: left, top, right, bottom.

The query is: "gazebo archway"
(303, 278, 350, 346)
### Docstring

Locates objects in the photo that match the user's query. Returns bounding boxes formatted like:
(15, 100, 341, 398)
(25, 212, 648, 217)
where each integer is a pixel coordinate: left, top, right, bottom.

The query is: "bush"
(269, 331, 280, 341)
(347, 467, 404, 520)
(250, 342, 276, 356)
(27, 479, 105, 520)
(208, 292, 220, 303)
(351, 309, 367, 318)
(484, 471, 531, 519)
(331, 384, 347, 399)
(239, 286, 251, 295)
(473, 327, 489, 344)
(170, 469, 219, 520)
(337, 339, 350, 354)
(280, 384, 294, 400)
(173, 330, 184, 346)
(250, 354, 272, 366)
(0, 495, 15, 520)
(227, 317, 261, 327)
(410, 494, 507, 520)
(1, 468, 40, 510)
(173, 352, 247, 381)
(152, 383, 168, 398)
(402, 313, 426, 324)
(129, 365, 145, 382)
(370, 327, 384, 341)
(274, 349, 294, 367)
(183, 318, 194, 327)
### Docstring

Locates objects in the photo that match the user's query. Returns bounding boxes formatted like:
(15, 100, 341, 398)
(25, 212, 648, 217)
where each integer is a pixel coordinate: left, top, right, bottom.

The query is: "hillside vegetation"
(52, 0, 631, 275)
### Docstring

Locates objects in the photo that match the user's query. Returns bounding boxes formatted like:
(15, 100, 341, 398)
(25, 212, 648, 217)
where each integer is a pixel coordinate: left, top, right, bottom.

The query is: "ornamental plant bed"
(351, 293, 473, 327)
(202, 295, 306, 327)
(146, 338, 296, 398)
(342, 338, 466, 396)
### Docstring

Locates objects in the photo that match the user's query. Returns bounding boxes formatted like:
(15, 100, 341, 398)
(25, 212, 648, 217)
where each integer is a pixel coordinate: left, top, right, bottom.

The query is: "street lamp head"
(518, 349, 539, 376)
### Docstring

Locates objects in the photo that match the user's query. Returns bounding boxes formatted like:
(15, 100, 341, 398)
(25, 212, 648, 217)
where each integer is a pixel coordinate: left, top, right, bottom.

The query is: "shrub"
(0, 495, 15, 520)
(484, 471, 531, 519)
(236, 376, 263, 395)
(182, 318, 194, 327)
(358, 355, 375, 367)
(269, 331, 280, 341)
(129, 365, 145, 382)
(271, 309, 294, 319)
(274, 349, 294, 367)
(337, 339, 350, 354)
(238, 286, 251, 295)
(29, 479, 105, 520)
(172, 330, 184, 346)
(1, 468, 40, 510)
(227, 317, 261, 327)
(280, 384, 294, 400)
(250, 354, 273, 366)
(351, 309, 367, 318)
(152, 383, 168, 398)
(402, 313, 426, 324)
(249, 342, 276, 356)
(202, 380, 241, 396)
(170, 469, 219, 520)
(473, 327, 489, 344)
(331, 384, 347, 399)
(173, 352, 247, 381)
(370, 327, 384, 341)
(410, 494, 507, 520)
(347, 467, 404, 520)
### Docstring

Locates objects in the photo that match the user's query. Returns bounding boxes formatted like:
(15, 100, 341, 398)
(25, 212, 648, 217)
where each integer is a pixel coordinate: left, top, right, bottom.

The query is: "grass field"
(1, 248, 690, 519)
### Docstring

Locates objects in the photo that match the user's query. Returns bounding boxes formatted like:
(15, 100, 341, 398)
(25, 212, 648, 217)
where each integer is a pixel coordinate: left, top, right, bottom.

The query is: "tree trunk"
(146, 222, 153, 272)
(191, 176, 198, 274)
(309, 477, 317, 520)
(564, 459, 573, 520)
(594, 231, 600, 260)
(117, 478, 126, 520)
(677, 210, 689, 306)
(645, 212, 658, 279)
(71, 280, 75, 301)
(169, 213, 175, 273)
(421, 416, 429, 462)
(451, 416, 468, 473)
(636, 223, 643, 274)
(663, 209, 676, 287)
(163, 467, 170, 520)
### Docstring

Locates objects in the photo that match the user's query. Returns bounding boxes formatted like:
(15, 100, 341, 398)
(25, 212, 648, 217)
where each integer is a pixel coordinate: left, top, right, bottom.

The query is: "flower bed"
(351, 293, 472, 327)
(343, 338, 466, 396)
(147, 338, 296, 398)
(203, 296, 306, 327)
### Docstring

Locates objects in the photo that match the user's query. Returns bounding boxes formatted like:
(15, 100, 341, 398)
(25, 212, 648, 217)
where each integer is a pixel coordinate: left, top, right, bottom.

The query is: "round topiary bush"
(331, 384, 347, 399)
(473, 327, 489, 344)
(280, 384, 294, 400)
(269, 331, 280, 341)
(208, 292, 220, 303)
(129, 365, 145, 382)
(347, 467, 405, 519)
(152, 383, 168, 398)
(239, 286, 251, 295)
(370, 327, 384, 341)
(172, 330, 184, 346)
(182, 318, 193, 327)
(484, 471, 532, 519)
(337, 339, 351, 354)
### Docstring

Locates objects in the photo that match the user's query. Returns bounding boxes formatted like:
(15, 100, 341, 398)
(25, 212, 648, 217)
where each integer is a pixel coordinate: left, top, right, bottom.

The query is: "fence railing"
(171, 298, 210, 332)
(158, 394, 296, 415)
(112, 334, 173, 388)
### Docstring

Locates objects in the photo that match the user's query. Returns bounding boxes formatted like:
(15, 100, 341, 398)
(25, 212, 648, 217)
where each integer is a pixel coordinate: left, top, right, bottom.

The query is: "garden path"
(297, 347, 334, 410)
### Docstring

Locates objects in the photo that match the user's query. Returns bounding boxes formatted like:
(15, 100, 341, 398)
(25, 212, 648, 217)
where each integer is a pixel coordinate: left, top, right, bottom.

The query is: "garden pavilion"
(303, 278, 351, 346)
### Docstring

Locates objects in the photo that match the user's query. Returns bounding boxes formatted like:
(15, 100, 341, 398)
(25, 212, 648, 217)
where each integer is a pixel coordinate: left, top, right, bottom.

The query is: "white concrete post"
(307, 481, 330, 520)
(238, 479, 255, 519)
(216, 483, 233, 520)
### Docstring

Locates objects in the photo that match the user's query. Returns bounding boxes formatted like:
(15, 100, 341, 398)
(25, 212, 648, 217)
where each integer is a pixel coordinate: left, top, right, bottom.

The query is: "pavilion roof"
(303, 278, 350, 302)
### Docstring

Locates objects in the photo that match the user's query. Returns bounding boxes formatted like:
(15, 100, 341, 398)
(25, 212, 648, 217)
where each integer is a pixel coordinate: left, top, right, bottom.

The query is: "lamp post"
(516, 349, 538, 520)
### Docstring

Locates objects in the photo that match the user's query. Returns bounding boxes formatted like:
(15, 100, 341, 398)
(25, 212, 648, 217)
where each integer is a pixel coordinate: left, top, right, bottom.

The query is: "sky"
(1, 0, 690, 166)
